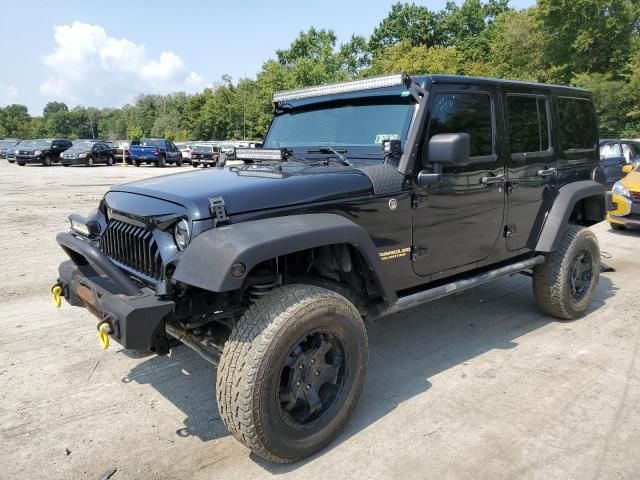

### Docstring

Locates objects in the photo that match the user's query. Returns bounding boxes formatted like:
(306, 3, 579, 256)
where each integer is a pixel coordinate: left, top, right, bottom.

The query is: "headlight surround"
(173, 219, 190, 250)
(612, 182, 630, 198)
(69, 214, 101, 238)
(78, 153, 87, 158)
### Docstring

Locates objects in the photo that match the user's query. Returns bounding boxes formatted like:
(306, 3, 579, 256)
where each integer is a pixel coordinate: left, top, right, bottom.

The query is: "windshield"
(193, 145, 213, 153)
(600, 142, 622, 158)
(69, 141, 95, 150)
(141, 138, 163, 147)
(20, 140, 51, 149)
(263, 98, 414, 151)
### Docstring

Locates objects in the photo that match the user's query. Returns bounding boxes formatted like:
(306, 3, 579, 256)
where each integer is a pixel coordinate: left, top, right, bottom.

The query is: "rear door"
(504, 89, 556, 251)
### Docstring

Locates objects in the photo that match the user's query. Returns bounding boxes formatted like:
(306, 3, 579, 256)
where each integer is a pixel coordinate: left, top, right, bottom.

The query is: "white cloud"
(39, 21, 204, 108)
(0, 84, 19, 106)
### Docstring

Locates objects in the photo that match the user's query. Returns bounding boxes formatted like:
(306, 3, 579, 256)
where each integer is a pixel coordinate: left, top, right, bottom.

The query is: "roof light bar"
(235, 148, 284, 161)
(273, 73, 408, 103)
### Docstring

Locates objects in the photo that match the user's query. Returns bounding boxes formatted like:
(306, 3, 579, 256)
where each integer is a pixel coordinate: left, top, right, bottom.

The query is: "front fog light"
(69, 214, 101, 238)
(174, 219, 190, 250)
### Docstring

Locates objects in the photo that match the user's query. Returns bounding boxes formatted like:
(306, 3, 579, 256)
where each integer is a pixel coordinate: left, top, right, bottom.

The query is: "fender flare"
(172, 213, 397, 302)
(533, 180, 606, 252)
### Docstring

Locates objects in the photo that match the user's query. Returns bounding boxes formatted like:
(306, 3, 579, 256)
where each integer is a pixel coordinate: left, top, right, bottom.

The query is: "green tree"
(369, 3, 441, 53)
(537, 0, 638, 82)
(369, 40, 464, 75)
(0, 104, 31, 137)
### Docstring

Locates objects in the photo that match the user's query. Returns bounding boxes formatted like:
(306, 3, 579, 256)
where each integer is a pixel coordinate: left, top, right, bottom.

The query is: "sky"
(0, 0, 535, 115)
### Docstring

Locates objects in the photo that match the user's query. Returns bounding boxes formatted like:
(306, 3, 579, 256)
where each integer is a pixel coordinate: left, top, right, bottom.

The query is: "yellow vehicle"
(608, 164, 640, 230)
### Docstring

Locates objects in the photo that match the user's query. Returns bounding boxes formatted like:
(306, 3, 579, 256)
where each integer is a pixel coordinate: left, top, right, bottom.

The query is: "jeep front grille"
(101, 220, 163, 280)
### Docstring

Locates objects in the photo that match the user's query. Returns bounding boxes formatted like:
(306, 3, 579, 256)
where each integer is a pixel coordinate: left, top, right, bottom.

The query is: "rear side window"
(558, 97, 597, 151)
(507, 95, 549, 153)
(428, 93, 493, 157)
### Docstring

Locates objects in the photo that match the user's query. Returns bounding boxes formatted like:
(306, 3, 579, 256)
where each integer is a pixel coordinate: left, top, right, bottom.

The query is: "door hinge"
(503, 224, 517, 238)
(411, 192, 429, 209)
(410, 245, 429, 262)
(209, 196, 228, 227)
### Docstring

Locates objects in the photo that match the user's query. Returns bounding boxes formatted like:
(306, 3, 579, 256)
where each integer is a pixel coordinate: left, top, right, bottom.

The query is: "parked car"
(600, 138, 640, 164)
(176, 142, 193, 162)
(608, 163, 640, 230)
(60, 140, 115, 167)
(128, 138, 183, 167)
(110, 140, 140, 164)
(53, 73, 606, 463)
(16, 138, 72, 166)
(598, 139, 638, 188)
(219, 143, 235, 159)
(191, 144, 220, 167)
(6, 140, 23, 163)
(0, 139, 20, 159)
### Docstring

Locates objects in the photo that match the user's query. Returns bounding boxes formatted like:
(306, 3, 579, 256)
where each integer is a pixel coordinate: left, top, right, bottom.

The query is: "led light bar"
(273, 73, 408, 103)
(235, 148, 284, 161)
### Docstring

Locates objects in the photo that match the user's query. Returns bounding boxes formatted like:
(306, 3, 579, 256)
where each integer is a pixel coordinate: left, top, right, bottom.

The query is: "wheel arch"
(532, 180, 606, 253)
(172, 213, 396, 303)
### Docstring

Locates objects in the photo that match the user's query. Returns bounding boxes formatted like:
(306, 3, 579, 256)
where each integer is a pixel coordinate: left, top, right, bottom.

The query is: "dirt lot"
(1, 160, 639, 480)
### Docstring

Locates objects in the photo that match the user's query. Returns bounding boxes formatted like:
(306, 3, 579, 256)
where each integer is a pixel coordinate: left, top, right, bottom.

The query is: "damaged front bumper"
(55, 232, 175, 353)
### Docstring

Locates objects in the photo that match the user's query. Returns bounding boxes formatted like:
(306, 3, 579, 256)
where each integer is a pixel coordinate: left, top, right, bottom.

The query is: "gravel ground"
(1, 160, 639, 480)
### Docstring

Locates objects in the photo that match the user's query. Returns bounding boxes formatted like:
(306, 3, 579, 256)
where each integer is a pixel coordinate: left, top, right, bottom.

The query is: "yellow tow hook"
(97, 321, 112, 349)
(51, 284, 63, 309)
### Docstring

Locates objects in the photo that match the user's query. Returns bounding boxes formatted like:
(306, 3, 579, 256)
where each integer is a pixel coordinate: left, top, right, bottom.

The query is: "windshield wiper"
(307, 146, 352, 166)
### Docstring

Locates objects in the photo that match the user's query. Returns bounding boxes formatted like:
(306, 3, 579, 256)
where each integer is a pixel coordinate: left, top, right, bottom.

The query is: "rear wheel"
(192, 162, 198, 168)
(158, 155, 166, 168)
(217, 285, 368, 463)
(134, 160, 141, 167)
(610, 222, 626, 231)
(533, 225, 600, 320)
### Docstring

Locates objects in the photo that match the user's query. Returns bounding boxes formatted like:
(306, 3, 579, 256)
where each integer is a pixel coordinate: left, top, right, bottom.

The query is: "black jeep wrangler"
(53, 74, 606, 463)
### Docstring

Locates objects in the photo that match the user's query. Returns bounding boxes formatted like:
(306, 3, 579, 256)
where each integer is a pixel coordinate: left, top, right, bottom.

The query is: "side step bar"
(369, 255, 545, 320)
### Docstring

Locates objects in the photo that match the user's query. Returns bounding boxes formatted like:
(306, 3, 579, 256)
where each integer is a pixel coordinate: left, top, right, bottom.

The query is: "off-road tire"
(610, 222, 626, 231)
(216, 285, 368, 463)
(42, 154, 52, 167)
(533, 225, 600, 320)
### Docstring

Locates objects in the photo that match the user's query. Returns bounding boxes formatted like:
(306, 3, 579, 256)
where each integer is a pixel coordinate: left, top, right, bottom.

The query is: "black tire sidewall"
(254, 303, 367, 461)
(563, 231, 600, 315)
(42, 155, 51, 166)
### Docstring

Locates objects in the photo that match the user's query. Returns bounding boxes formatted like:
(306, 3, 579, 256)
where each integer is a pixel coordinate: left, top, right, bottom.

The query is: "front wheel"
(192, 162, 198, 168)
(106, 155, 114, 166)
(134, 159, 141, 167)
(217, 285, 368, 463)
(42, 155, 52, 167)
(175, 156, 183, 167)
(86, 156, 94, 167)
(533, 225, 600, 320)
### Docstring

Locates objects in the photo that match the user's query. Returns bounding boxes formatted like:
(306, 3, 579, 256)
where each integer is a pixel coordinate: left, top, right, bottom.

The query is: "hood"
(621, 170, 640, 189)
(109, 163, 374, 220)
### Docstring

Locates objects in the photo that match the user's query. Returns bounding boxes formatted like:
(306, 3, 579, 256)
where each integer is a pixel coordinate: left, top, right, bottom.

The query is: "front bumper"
(606, 191, 640, 225)
(16, 154, 42, 163)
(60, 157, 85, 165)
(56, 232, 174, 353)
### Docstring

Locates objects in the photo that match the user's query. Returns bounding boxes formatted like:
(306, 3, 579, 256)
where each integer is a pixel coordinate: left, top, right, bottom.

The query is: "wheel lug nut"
(316, 370, 320, 376)
(311, 359, 315, 364)
(296, 381, 300, 386)
(306, 384, 310, 389)
(299, 365, 303, 370)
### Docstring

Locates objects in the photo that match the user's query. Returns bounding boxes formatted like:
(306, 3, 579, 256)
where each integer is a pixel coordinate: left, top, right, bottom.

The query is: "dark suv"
(53, 74, 606, 463)
(16, 138, 72, 166)
(60, 141, 115, 167)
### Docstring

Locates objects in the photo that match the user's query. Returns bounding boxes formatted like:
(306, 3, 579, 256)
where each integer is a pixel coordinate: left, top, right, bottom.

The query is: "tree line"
(2, 0, 640, 142)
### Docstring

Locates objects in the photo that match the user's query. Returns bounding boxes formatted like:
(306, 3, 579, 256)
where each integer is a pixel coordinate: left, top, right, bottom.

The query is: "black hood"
(109, 163, 374, 220)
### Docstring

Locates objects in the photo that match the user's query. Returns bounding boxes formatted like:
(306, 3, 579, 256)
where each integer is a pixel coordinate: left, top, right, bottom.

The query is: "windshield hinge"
(209, 197, 228, 227)
(411, 191, 429, 209)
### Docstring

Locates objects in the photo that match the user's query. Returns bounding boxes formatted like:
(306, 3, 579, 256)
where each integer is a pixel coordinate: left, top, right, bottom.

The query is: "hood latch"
(209, 197, 228, 227)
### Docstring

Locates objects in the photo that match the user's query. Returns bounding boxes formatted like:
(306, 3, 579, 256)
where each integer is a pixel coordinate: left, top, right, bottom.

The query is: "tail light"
(154, 148, 160, 155)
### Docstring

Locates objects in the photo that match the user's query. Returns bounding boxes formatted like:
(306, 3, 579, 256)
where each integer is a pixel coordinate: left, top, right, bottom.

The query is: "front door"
(412, 87, 506, 277)
(503, 90, 557, 251)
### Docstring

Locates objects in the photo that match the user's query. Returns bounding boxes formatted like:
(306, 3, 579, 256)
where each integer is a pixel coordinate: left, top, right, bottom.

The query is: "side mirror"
(622, 164, 633, 174)
(427, 133, 471, 166)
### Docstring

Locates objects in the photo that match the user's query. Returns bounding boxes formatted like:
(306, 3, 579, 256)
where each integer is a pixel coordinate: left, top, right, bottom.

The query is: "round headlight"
(174, 219, 190, 250)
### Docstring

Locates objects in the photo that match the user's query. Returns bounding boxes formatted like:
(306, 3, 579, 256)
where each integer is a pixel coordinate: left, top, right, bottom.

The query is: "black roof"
(415, 74, 590, 95)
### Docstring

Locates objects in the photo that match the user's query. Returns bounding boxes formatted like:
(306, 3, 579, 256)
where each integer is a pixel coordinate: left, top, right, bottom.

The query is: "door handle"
(537, 167, 557, 177)
(481, 174, 506, 185)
